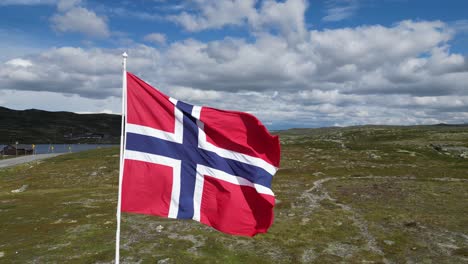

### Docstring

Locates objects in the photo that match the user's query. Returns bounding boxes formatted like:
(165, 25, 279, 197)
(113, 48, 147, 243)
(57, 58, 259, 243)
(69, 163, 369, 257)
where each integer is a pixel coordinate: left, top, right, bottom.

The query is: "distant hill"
(0, 106, 121, 144)
(278, 123, 468, 135)
(1, 105, 466, 144)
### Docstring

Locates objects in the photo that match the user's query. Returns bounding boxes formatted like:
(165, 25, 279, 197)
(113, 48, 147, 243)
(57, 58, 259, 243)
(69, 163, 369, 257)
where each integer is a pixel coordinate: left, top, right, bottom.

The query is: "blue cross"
(125, 101, 273, 219)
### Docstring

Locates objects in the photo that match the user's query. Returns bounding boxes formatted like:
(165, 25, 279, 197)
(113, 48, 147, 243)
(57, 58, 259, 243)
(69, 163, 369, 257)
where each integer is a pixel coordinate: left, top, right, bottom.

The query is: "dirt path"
(0, 154, 65, 169)
(302, 175, 468, 263)
(301, 176, 390, 263)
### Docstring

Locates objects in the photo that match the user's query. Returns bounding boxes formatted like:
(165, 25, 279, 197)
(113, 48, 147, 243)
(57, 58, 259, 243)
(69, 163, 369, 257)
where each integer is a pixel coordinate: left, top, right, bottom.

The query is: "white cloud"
(168, 0, 307, 42)
(252, 0, 307, 43)
(2, 13, 468, 127)
(322, 0, 358, 22)
(50, 7, 110, 38)
(57, 0, 81, 11)
(50, 0, 109, 38)
(0, 89, 121, 114)
(169, 0, 257, 31)
(143, 33, 167, 45)
(5, 58, 33, 67)
(0, 45, 162, 99)
(310, 21, 452, 70)
(1, 48, 119, 99)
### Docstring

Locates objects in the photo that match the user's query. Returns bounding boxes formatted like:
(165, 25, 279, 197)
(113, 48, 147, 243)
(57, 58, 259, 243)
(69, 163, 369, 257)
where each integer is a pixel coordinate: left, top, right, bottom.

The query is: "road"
(0, 153, 64, 169)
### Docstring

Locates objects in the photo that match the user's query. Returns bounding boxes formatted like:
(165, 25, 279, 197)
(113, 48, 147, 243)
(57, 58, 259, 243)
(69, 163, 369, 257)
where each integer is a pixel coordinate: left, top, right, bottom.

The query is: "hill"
(0, 125, 467, 262)
(0, 106, 121, 144)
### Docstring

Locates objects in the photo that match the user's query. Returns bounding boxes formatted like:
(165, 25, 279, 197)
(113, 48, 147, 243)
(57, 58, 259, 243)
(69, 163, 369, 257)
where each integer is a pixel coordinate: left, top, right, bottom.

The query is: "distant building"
(0, 144, 33, 155)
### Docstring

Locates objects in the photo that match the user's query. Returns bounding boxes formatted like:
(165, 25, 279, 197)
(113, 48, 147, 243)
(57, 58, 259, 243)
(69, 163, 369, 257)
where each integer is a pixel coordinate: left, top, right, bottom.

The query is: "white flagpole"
(115, 52, 128, 264)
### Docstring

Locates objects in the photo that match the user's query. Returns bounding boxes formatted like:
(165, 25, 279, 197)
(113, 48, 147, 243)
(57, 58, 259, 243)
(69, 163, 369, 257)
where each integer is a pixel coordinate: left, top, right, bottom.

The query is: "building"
(0, 144, 33, 155)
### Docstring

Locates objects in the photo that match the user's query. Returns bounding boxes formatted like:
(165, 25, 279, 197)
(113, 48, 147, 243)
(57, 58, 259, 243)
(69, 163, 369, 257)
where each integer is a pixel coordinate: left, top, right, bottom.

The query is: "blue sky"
(2, 1, 467, 51)
(0, 0, 467, 128)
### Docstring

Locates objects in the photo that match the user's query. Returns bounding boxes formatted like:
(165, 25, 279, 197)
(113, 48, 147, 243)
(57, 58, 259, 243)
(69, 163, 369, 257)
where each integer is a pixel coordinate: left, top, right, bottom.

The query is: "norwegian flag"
(121, 72, 280, 236)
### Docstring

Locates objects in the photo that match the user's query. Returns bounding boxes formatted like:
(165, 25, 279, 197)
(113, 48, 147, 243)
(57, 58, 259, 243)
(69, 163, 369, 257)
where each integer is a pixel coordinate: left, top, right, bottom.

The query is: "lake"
(0, 144, 117, 154)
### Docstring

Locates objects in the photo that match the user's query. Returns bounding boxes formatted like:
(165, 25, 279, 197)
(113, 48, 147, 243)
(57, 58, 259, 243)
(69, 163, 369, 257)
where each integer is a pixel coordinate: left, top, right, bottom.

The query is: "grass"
(0, 125, 467, 263)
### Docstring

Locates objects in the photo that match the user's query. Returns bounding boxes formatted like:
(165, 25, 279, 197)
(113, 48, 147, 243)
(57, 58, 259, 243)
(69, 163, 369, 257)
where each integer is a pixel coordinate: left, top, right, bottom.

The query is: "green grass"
(1, 125, 467, 263)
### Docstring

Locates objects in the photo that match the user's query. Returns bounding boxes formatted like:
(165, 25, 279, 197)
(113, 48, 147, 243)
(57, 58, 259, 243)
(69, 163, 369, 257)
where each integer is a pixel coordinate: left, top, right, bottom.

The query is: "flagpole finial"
(122, 52, 128, 71)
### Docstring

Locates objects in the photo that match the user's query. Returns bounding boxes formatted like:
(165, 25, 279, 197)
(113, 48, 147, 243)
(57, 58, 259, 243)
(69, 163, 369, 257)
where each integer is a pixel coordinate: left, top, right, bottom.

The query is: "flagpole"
(115, 51, 128, 264)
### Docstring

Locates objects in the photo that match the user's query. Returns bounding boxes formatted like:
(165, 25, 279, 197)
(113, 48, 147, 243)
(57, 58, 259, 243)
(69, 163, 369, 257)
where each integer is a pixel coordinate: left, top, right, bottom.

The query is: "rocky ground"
(0, 125, 467, 263)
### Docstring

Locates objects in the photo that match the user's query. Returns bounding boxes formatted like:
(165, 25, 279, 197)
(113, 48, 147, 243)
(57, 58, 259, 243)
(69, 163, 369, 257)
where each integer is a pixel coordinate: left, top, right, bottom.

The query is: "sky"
(0, 0, 467, 129)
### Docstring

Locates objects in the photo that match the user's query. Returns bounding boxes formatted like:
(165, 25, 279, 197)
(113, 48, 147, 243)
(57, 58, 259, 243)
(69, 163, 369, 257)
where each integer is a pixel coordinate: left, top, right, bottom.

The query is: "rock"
(98, 166, 107, 170)
(384, 240, 395, 245)
(460, 152, 468, 159)
(52, 219, 77, 224)
(397, 149, 417, 157)
(430, 144, 443, 152)
(158, 258, 171, 264)
(368, 153, 381, 159)
(404, 221, 418, 228)
(156, 225, 164, 232)
(89, 171, 98, 176)
(0, 251, 4, 258)
(301, 218, 310, 225)
(313, 172, 325, 177)
(52, 219, 62, 224)
(288, 213, 295, 217)
(11, 184, 29, 193)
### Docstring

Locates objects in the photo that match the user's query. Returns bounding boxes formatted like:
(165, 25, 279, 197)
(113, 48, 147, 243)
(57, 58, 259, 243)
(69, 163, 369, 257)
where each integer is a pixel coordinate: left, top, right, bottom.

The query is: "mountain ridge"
(0, 106, 121, 144)
(1, 106, 467, 144)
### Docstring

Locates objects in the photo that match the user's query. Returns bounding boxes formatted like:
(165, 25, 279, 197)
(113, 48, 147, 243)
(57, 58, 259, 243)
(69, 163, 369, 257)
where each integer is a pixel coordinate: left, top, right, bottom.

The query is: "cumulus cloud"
(2, 0, 467, 127)
(251, 0, 308, 43)
(153, 20, 466, 98)
(5, 58, 33, 67)
(169, 0, 307, 42)
(0, 46, 160, 99)
(49, 0, 109, 38)
(169, 0, 257, 31)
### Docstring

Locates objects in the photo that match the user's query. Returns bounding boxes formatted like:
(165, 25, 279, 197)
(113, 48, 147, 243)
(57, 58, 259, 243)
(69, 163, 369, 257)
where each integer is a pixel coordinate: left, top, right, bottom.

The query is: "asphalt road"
(0, 153, 64, 169)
